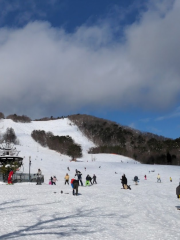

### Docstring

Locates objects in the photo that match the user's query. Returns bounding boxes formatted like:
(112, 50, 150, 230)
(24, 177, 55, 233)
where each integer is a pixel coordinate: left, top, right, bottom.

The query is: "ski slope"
(0, 119, 180, 240)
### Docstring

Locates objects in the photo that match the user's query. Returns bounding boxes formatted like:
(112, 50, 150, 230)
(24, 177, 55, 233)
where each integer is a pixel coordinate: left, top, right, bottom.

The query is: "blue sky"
(0, 0, 179, 139)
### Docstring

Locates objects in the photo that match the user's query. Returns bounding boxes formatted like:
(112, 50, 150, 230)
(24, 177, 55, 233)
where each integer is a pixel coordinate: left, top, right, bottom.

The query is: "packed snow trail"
(1, 162, 180, 240)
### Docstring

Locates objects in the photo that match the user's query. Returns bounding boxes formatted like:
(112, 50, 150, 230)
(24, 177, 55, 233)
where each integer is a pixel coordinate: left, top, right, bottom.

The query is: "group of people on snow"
(70, 169, 97, 195)
(48, 168, 97, 196)
(49, 176, 57, 185)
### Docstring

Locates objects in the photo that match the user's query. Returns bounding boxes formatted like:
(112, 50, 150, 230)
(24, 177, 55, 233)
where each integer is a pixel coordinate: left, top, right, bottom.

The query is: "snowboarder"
(157, 174, 161, 183)
(92, 174, 97, 184)
(64, 173, 69, 185)
(170, 177, 172, 182)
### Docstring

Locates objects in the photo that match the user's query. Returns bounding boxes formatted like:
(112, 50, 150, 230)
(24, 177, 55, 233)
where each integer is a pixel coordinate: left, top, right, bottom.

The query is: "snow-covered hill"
(1, 118, 180, 240)
(0, 118, 135, 181)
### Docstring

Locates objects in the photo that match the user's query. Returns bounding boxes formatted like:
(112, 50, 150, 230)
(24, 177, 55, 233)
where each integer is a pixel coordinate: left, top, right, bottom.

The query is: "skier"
(157, 174, 161, 183)
(67, 167, 70, 171)
(92, 174, 97, 184)
(144, 175, 147, 180)
(64, 173, 69, 185)
(170, 177, 172, 182)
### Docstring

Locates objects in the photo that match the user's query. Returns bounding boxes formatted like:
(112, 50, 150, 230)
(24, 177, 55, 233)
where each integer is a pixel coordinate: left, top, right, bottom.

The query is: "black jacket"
(134, 176, 138, 181)
(73, 180, 79, 188)
(176, 185, 180, 196)
(121, 175, 127, 185)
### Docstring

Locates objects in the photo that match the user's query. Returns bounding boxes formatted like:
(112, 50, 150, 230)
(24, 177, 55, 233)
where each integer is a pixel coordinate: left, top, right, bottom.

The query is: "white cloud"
(0, 0, 180, 117)
(156, 106, 180, 121)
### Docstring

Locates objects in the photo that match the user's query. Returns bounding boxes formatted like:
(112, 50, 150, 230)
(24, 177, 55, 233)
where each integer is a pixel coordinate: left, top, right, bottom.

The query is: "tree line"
(31, 130, 82, 159)
(68, 114, 180, 165)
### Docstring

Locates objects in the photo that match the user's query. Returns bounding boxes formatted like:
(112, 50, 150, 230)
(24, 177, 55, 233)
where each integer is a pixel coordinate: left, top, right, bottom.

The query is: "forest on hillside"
(68, 114, 180, 165)
(31, 130, 82, 159)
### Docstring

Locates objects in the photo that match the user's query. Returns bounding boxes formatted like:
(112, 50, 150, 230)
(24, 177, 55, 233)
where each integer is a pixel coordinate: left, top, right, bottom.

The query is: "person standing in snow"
(121, 174, 127, 189)
(176, 184, 180, 198)
(64, 173, 69, 185)
(86, 175, 91, 186)
(75, 170, 83, 186)
(76, 171, 83, 186)
(157, 174, 161, 183)
(52, 176, 57, 185)
(170, 177, 172, 182)
(49, 178, 52, 185)
(37, 169, 42, 176)
(71, 178, 79, 195)
(50, 176, 53, 185)
(134, 176, 139, 185)
(92, 174, 97, 184)
(144, 175, 147, 180)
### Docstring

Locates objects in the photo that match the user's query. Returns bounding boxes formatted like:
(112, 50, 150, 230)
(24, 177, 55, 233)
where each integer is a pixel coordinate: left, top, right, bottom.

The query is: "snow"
(0, 119, 180, 239)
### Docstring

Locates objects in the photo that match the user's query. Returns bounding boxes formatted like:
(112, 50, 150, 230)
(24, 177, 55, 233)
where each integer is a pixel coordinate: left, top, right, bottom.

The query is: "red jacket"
(71, 178, 75, 184)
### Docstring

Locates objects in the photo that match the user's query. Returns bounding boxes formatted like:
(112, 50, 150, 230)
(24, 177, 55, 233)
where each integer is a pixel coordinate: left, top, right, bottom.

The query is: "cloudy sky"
(0, 0, 179, 139)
